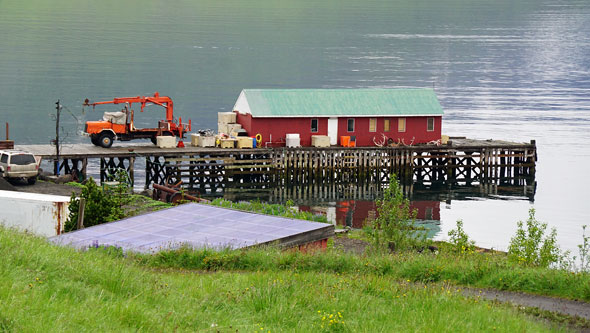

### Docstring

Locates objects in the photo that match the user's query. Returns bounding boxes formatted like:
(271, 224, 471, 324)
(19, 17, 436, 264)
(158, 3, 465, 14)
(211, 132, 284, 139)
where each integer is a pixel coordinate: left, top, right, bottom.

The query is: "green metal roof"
(242, 88, 444, 117)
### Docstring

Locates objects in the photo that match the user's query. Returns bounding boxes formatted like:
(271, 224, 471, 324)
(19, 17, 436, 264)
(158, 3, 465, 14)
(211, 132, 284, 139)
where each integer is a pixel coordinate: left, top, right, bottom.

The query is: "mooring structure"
(18, 138, 536, 197)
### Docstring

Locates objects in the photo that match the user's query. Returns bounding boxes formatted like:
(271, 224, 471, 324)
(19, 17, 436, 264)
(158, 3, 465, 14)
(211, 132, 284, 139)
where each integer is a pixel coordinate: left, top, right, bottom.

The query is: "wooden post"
(77, 197, 86, 230)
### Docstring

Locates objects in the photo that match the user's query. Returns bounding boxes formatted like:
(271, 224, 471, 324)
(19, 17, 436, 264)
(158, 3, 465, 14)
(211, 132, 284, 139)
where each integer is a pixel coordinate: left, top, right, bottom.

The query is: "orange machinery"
(83, 92, 191, 148)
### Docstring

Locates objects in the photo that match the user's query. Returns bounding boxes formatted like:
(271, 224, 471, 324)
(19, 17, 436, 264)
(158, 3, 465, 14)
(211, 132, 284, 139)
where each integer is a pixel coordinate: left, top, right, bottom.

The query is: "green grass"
(0, 227, 561, 332)
(136, 236, 590, 303)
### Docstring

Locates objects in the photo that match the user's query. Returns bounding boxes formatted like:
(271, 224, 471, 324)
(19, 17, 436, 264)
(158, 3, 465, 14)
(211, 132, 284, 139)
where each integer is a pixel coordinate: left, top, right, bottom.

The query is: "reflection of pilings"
(268, 182, 537, 204)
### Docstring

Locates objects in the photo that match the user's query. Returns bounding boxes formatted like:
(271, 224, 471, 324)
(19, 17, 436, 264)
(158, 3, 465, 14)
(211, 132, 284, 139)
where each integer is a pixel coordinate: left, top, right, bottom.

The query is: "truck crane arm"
(83, 92, 175, 122)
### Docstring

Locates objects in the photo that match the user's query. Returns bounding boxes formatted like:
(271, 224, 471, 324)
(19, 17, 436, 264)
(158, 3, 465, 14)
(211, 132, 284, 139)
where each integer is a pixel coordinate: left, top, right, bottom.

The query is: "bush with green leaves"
(364, 174, 426, 252)
(447, 219, 475, 254)
(64, 177, 128, 232)
(575, 225, 590, 272)
(508, 208, 563, 268)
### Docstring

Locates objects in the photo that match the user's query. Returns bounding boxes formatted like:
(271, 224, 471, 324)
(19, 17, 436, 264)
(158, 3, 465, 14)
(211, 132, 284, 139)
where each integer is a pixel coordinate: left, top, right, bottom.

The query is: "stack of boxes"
(218, 112, 242, 136)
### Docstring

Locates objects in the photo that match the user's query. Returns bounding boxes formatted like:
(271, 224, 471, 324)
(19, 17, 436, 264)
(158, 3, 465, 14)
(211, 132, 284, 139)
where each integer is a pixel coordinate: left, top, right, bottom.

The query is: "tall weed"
(364, 174, 427, 252)
(508, 208, 564, 268)
(447, 220, 475, 254)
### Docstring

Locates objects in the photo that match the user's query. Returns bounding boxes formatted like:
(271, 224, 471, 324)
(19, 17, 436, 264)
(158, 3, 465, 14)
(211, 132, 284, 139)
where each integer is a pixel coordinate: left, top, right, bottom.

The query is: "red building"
(232, 89, 444, 147)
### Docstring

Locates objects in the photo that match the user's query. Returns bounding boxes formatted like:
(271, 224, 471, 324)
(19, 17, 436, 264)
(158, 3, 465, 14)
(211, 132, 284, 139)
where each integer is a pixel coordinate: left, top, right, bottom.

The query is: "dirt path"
(0, 178, 81, 197)
(334, 234, 590, 326)
(462, 287, 590, 321)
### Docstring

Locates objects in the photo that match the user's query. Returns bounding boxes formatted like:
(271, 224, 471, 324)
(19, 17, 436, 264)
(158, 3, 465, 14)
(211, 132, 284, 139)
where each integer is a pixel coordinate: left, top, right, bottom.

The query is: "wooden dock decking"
(16, 138, 537, 195)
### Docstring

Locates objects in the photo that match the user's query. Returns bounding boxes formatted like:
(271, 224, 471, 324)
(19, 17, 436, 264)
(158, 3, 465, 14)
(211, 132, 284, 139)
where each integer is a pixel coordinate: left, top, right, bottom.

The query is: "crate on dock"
(157, 136, 176, 148)
(226, 123, 242, 134)
(218, 122, 228, 134)
(198, 136, 216, 148)
(220, 138, 237, 148)
(218, 112, 237, 124)
(190, 133, 200, 147)
(237, 137, 253, 149)
(311, 135, 330, 148)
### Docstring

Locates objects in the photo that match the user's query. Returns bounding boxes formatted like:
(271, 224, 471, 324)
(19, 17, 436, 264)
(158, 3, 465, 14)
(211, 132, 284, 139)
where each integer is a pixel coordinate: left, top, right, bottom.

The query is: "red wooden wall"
(234, 111, 441, 147)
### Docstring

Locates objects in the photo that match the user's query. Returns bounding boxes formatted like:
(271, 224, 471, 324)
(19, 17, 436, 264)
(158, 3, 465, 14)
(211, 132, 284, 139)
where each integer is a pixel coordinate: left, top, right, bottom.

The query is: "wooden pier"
(17, 138, 536, 196)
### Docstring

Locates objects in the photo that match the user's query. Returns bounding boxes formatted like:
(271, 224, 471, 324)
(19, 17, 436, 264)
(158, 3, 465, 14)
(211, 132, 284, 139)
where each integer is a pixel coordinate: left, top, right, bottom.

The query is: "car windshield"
(10, 154, 36, 165)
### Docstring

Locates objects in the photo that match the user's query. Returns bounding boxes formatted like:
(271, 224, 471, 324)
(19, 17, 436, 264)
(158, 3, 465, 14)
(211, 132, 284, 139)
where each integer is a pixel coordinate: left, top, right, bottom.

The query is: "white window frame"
(427, 117, 435, 132)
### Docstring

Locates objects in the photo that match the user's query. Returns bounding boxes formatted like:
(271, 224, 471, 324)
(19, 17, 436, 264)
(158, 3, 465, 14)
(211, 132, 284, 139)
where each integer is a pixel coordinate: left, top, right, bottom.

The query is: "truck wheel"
(27, 177, 36, 185)
(90, 135, 99, 146)
(151, 136, 157, 145)
(99, 132, 114, 148)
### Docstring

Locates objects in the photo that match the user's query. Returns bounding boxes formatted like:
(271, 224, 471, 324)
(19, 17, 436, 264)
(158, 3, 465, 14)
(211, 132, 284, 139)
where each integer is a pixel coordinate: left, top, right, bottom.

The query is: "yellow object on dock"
(220, 138, 237, 148)
(237, 137, 253, 149)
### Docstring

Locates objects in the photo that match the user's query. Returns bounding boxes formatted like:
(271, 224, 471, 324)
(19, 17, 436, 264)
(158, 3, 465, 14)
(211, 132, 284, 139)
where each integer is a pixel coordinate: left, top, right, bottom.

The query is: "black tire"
(151, 136, 157, 145)
(27, 177, 36, 185)
(99, 132, 114, 148)
(90, 135, 99, 146)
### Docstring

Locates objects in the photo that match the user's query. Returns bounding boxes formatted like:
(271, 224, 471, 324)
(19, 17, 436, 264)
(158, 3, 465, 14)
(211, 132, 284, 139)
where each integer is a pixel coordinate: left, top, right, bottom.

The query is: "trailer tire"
(99, 132, 114, 148)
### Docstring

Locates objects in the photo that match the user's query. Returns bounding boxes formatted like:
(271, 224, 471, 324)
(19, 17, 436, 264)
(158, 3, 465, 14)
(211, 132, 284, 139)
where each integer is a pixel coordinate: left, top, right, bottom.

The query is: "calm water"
(1, 0, 589, 253)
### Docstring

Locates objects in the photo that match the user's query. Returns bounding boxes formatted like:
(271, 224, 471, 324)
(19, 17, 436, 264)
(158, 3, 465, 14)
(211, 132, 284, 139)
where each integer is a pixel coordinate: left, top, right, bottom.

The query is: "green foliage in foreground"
(0, 227, 560, 332)
(139, 240, 590, 303)
(364, 175, 428, 252)
(65, 176, 172, 232)
(208, 198, 329, 223)
(508, 208, 564, 268)
(447, 219, 476, 254)
(64, 178, 126, 232)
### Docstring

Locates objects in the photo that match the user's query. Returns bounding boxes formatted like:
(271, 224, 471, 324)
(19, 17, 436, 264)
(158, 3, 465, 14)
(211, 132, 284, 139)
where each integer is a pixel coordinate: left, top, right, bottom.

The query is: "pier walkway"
(17, 138, 537, 196)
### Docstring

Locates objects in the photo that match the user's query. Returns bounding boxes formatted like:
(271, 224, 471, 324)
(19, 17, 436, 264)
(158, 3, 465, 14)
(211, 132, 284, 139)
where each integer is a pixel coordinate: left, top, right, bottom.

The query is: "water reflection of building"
(301, 200, 441, 229)
(229, 182, 535, 229)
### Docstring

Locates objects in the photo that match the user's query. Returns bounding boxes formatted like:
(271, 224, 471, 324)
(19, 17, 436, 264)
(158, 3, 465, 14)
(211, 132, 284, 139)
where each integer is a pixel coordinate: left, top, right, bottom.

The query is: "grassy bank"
(0, 227, 561, 332)
(136, 238, 590, 303)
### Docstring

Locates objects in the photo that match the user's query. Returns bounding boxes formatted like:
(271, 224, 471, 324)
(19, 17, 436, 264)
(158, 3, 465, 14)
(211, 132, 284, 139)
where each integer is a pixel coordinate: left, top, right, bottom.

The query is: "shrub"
(364, 174, 426, 252)
(64, 176, 128, 232)
(447, 219, 475, 254)
(577, 225, 590, 272)
(508, 208, 563, 268)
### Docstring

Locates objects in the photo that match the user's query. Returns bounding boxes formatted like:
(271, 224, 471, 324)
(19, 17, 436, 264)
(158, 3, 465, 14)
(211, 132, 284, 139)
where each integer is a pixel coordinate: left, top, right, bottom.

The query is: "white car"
(0, 150, 39, 184)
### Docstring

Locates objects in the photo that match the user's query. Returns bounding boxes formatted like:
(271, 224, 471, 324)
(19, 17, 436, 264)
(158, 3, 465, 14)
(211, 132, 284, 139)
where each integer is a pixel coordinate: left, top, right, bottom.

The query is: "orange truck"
(83, 92, 191, 148)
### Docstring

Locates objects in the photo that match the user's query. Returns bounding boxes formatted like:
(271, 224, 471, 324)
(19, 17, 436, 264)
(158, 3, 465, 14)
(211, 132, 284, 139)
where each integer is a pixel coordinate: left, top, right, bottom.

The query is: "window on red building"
(427, 117, 435, 131)
(369, 118, 376, 132)
(347, 118, 355, 132)
(311, 119, 318, 132)
(398, 118, 406, 132)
